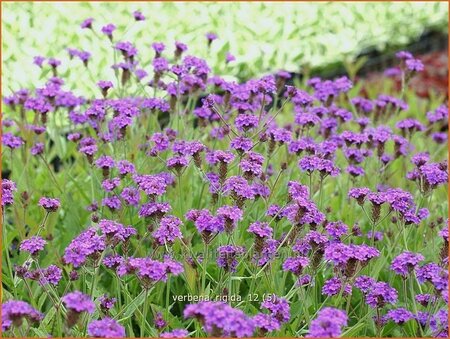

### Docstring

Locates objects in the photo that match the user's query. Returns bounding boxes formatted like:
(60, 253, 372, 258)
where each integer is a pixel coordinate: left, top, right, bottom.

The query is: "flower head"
(88, 317, 125, 338)
(62, 291, 95, 313)
(307, 307, 347, 338)
(184, 301, 254, 337)
(19, 236, 46, 255)
(38, 197, 60, 212)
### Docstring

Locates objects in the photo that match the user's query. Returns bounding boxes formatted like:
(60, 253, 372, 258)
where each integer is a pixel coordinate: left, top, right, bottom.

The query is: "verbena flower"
(153, 215, 183, 245)
(2, 179, 17, 206)
(322, 277, 351, 297)
(62, 291, 95, 328)
(217, 205, 243, 233)
(2, 300, 43, 331)
(261, 295, 290, 323)
(38, 197, 60, 212)
(307, 307, 347, 337)
(88, 317, 125, 337)
(390, 251, 424, 277)
(184, 301, 254, 337)
(365, 282, 398, 308)
(19, 236, 46, 255)
(386, 308, 414, 324)
(63, 228, 105, 267)
(252, 313, 280, 333)
(217, 245, 245, 272)
(160, 329, 189, 338)
(99, 294, 116, 312)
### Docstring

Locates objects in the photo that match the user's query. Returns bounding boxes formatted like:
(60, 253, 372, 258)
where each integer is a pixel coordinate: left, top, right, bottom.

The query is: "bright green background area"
(2, 1, 448, 94)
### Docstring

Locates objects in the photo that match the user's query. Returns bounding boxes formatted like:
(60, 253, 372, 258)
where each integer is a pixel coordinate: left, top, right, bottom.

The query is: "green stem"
(141, 289, 150, 337)
(202, 243, 209, 294)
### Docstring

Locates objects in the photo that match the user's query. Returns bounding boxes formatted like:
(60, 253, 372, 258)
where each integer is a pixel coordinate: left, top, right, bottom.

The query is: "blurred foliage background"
(2, 1, 448, 94)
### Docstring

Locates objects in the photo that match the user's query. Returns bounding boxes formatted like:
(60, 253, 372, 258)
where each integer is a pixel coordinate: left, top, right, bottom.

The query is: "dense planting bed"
(2, 2, 448, 93)
(1, 11, 449, 339)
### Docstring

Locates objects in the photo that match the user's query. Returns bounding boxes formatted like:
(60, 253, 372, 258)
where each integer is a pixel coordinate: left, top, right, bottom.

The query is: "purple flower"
(2, 179, 17, 206)
(123, 257, 182, 284)
(2, 300, 43, 331)
(261, 295, 290, 323)
(101, 177, 121, 192)
(390, 251, 424, 277)
(115, 41, 138, 59)
(217, 245, 245, 272)
(396, 50, 413, 60)
(248, 221, 272, 238)
(217, 205, 243, 233)
(432, 132, 447, 144)
(420, 163, 448, 188)
(223, 176, 255, 202)
(30, 142, 44, 156)
(153, 57, 169, 73)
(98, 219, 135, 244)
(365, 282, 398, 308)
(187, 209, 224, 242)
(396, 118, 425, 133)
(226, 52, 236, 63)
(139, 202, 171, 219)
(95, 155, 115, 171)
(430, 309, 448, 337)
(62, 291, 95, 313)
(184, 301, 254, 337)
(101, 24, 116, 38)
(2, 132, 24, 149)
(152, 42, 165, 55)
(427, 104, 448, 124)
(205, 32, 218, 43)
(325, 221, 348, 239)
(252, 313, 280, 333)
(174, 41, 188, 57)
(324, 242, 352, 266)
(405, 58, 424, 72)
(80, 18, 93, 29)
(367, 231, 383, 242)
(38, 197, 60, 212)
(133, 10, 145, 21)
(35, 265, 62, 285)
(386, 308, 414, 324)
(63, 228, 105, 267)
(235, 114, 259, 132)
(307, 307, 347, 338)
(117, 160, 135, 176)
(231, 136, 253, 153)
(33, 55, 45, 67)
(282, 256, 309, 275)
(153, 215, 183, 245)
(415, 294, 436, 307)
(322, 277, 351, 297)
(134, 174, 170, 197)
(160, 329, 189, 338)
(416, 262, 442, 284)
(102, 196, 122, 211)
(19, 236, 46, 255)
(88, 317, 125, 337)
(99, 294, 116, 311)
(120, 187, 140, 206)
(354, 275, 376, 293)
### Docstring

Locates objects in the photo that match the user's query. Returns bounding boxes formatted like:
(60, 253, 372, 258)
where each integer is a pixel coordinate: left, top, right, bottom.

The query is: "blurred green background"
(2, 1, 448, 94)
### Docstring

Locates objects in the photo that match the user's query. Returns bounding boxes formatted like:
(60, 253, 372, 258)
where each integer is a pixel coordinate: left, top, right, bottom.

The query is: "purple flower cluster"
(88, 318, 125, 337)
(184, 301, 254, 337)
(1, 14, 447, 338)
(307, 307, 348, 337)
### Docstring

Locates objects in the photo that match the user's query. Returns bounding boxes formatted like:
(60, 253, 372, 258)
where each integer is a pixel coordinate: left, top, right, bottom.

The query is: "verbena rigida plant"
(1, 12, 448, 338)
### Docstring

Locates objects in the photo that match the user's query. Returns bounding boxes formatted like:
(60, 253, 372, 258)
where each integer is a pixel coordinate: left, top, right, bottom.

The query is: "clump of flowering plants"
(1, 13, 448, 339)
